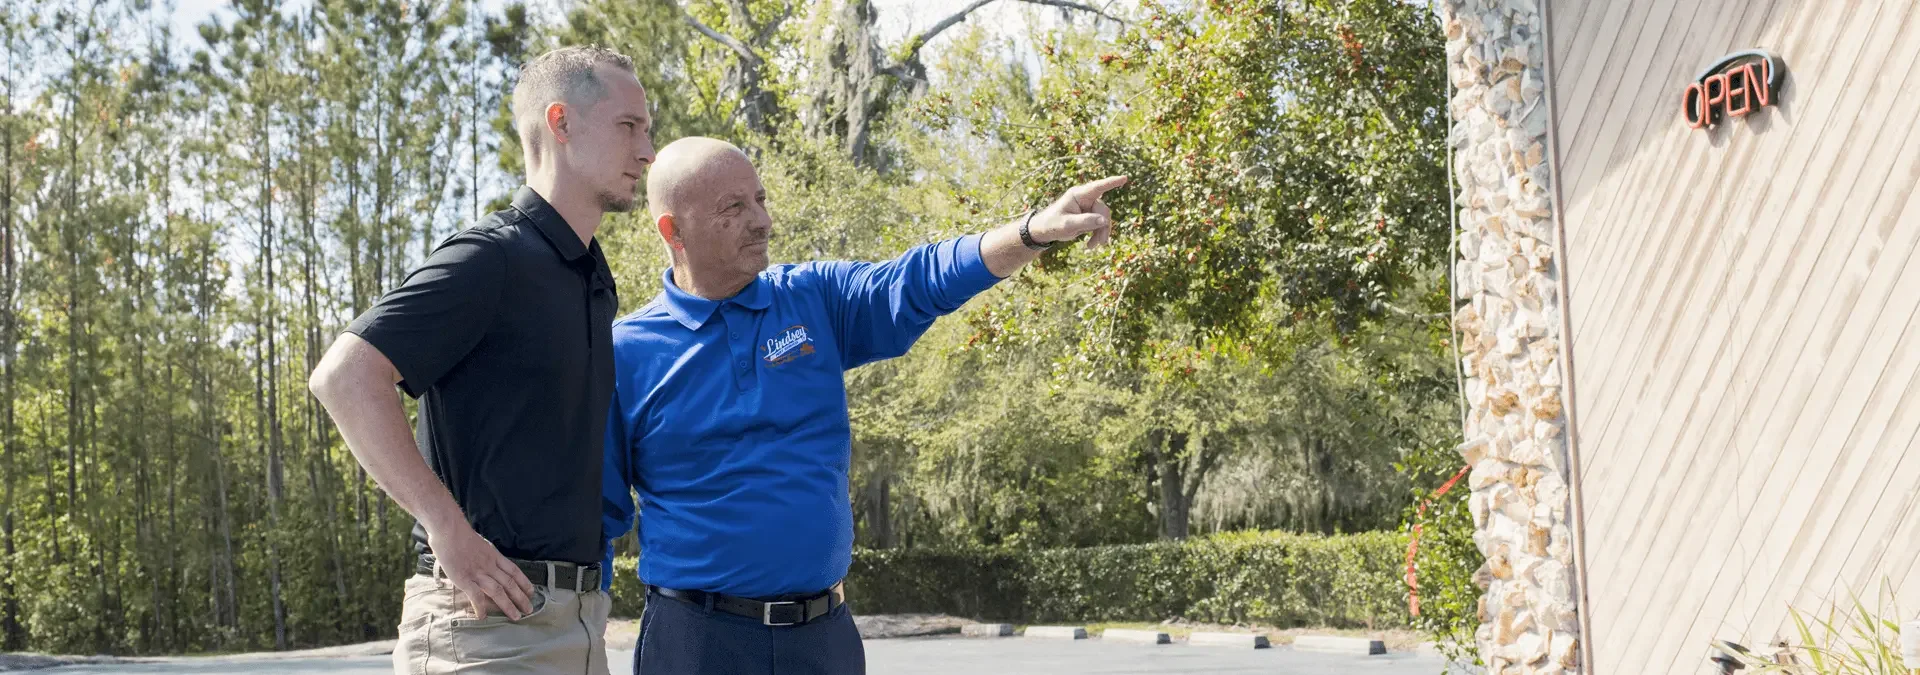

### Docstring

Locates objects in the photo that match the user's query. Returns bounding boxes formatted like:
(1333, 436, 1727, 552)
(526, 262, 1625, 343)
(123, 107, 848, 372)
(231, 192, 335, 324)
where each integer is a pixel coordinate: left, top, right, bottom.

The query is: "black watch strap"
(1019, 210, 1050, 251)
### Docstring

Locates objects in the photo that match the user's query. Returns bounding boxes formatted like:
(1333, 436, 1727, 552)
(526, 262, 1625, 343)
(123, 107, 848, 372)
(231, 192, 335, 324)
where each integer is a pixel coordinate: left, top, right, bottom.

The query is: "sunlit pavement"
(37, 639, 1476, 674)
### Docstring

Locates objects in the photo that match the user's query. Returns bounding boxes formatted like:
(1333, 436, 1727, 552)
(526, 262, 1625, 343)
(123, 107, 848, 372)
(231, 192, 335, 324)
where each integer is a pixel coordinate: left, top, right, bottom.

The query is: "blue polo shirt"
(601, 234, 1004, 598)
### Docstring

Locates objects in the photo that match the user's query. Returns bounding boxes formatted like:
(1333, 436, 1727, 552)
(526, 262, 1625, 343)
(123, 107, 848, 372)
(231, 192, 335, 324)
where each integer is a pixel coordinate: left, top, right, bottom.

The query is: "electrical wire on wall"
(1445, 11, 1466, 431)
(1404, 3, 1474, 621)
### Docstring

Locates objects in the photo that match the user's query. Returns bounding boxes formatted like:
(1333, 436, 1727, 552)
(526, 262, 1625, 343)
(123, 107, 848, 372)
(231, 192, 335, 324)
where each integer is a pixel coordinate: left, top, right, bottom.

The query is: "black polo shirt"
(347, 186, 617, 564)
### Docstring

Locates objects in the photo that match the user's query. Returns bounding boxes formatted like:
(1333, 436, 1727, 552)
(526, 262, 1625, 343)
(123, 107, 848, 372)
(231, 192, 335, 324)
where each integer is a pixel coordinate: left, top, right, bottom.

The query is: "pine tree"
(0, 1, 29, 651)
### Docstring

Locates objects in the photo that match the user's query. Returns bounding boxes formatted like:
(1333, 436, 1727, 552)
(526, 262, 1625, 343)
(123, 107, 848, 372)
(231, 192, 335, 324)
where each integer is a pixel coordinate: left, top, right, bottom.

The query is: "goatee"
(600, 191, 638, 214)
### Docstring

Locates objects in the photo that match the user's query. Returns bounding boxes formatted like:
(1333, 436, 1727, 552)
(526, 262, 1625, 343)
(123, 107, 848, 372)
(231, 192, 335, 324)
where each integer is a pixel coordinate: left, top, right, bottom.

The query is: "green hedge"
(611, 531, 1409, 628)
(609, 557, 646, 618)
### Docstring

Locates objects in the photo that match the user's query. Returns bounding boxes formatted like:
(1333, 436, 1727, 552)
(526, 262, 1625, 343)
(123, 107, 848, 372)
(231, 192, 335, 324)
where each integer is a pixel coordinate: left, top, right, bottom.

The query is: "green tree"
(0, 0, 1458, 654)
(0, 0, 38, 649)
(905, 0, 1452, 540)
(199, 0, 300, 646)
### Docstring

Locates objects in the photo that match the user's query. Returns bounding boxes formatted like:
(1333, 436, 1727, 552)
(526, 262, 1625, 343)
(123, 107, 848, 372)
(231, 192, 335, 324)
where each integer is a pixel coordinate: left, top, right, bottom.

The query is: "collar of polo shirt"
(509, 186, 593, 262)
(658, 266, 772, 330)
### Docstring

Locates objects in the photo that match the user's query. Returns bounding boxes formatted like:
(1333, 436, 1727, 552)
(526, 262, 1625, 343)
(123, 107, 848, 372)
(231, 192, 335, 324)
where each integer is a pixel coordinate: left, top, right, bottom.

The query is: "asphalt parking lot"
(34, 638, 1471, 675)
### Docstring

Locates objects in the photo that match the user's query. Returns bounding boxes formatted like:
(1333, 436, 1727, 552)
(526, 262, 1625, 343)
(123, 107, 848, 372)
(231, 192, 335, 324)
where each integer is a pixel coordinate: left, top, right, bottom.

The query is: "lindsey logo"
(762, 325, 816, 366)
(1684, 49, 1785, 130)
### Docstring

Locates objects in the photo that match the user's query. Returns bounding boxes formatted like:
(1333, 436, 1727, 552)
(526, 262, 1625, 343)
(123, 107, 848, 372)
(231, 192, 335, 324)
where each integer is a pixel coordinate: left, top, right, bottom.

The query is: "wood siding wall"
(1546, 0, 1920, 672)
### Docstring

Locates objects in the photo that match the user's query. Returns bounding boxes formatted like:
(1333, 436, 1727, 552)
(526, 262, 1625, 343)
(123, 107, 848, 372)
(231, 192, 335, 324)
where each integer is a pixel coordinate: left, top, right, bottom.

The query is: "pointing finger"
(1070, 175, 1130, 207)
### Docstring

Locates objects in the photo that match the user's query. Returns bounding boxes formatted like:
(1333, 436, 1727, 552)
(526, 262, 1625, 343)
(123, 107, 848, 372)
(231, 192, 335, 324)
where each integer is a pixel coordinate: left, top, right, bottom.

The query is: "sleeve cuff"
(342, 323, 428, 399)
(954, 233, 1007, 293)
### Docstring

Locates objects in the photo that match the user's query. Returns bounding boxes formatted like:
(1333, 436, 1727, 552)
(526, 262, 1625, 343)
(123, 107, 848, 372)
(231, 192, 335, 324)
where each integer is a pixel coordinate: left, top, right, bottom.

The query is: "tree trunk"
(372, 77, 388, 303)
(42, 438, 56, 565)
(60, 38, 83, 567)
(799, 0, 1122, 167)
(201, 217, 238, 635)
(158, 128, 180, 649)
(86, 402, 107, 649)
(371, 76, 394, 546)
(164, 363, 180, 649)
(132, 301, 152, 653)
(801, 0, 882, 164)
(468, 33, 480, 221)
(300, 105, 352, 640)
(682, 0, 784, 137)
(214, 426, 237, 632)
(0, 25, 20, 649)
(837, 0, 881, 166)
(205, 503, 219, 632)
(258, 94, 290, 652)
(1155, 430, 1191, 540)
(256, 326, 289, 650)
(344, 102, 371, 534)
(142, 112, 170, 654)
(864, 474, 893, 549)
(1178, 433, 1223, 537)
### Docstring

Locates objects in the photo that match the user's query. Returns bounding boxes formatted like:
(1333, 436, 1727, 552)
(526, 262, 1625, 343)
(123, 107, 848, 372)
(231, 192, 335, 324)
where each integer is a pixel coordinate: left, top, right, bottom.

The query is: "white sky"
(167, 0, 1057, 53)
(151, 0, 1087, 261)
(160, 0, 1129, 111)
(132, 0, 1119, 318)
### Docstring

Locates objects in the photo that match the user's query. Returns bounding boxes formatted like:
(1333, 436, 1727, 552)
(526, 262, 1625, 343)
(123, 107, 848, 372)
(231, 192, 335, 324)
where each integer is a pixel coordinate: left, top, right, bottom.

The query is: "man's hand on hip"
(308, 333, 539, 621)
(427, 522, 538, 620)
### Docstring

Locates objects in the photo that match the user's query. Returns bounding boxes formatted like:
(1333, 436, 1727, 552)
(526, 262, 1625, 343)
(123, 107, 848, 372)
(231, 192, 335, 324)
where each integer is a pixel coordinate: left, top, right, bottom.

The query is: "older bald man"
(598, 137, 1125, 674)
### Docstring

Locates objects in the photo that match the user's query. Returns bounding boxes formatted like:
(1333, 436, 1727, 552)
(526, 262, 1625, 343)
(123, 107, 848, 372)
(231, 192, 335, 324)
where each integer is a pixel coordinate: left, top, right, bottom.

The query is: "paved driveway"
(864, 637, 1467, 674)
(35, 638, 1469, 675)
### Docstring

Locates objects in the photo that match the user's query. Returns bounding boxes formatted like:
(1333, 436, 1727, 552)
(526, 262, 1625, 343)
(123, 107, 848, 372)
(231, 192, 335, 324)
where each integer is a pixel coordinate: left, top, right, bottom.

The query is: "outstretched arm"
(818, 175, 1130, 368)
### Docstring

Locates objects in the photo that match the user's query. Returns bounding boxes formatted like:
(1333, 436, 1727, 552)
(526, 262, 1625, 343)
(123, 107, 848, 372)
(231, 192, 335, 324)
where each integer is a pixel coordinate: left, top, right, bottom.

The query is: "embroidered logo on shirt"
(762, 325, 816, 366)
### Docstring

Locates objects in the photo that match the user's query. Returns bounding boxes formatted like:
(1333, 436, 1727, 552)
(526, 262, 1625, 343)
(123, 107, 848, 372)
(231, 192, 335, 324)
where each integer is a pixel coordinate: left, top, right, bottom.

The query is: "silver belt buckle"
(762, 600, 804, 626)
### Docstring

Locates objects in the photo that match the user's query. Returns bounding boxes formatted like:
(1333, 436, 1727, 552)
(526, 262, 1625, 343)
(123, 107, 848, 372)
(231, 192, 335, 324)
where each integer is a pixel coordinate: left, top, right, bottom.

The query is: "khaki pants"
(393, 573, 611, 675)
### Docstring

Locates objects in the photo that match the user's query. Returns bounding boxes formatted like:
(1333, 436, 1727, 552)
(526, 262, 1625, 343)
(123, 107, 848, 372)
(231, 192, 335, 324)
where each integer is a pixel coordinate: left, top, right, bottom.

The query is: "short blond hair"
(510, 46, 637, 157)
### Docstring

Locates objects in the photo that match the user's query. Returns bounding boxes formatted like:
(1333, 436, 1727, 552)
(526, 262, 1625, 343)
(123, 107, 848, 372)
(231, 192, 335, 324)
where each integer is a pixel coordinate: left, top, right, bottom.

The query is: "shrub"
(1714, 582, 1912, 675)
(611, 530, 1409, 628)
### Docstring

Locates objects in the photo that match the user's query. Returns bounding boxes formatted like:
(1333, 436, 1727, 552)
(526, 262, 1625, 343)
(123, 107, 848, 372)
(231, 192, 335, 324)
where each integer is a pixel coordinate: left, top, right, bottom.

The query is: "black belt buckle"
(545, 562, 578, 594)
(762, 600, 806, 626)
(422, 554, 596, 593)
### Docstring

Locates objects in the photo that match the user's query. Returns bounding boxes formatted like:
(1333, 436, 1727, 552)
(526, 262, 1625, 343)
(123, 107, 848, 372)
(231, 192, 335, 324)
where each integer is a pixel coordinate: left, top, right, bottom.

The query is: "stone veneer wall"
(1442, 0, 1585, 673)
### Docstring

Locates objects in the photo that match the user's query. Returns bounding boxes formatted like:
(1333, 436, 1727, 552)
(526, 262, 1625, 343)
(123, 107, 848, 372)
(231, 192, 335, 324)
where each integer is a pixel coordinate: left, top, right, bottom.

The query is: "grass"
(1714, 581, 1916, 675)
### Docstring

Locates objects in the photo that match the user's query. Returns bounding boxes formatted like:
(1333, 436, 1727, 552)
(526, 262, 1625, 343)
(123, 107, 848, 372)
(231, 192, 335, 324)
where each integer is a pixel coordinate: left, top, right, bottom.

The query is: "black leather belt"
(650, 584, 844, 627)
(417, 554, 601, 593)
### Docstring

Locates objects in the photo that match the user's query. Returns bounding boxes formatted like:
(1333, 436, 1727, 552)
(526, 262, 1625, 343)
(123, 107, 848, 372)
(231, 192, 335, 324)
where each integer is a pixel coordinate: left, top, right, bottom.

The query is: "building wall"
(1445, 0, 1586, 672)
(1547, 0, 1920, 672)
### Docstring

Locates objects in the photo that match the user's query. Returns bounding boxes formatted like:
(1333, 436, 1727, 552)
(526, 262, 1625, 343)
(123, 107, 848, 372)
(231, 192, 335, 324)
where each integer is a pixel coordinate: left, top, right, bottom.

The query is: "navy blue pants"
(634, 589, 866, 675)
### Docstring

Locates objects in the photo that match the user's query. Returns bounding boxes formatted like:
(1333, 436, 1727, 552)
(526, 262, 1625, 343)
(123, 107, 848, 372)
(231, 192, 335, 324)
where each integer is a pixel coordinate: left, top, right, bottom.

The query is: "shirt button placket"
(724, 311, 754, 391)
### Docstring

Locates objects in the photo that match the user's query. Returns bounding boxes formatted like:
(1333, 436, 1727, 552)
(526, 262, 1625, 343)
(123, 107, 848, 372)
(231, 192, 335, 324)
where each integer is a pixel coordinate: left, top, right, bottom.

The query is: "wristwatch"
(1019, 210, 1051, 251)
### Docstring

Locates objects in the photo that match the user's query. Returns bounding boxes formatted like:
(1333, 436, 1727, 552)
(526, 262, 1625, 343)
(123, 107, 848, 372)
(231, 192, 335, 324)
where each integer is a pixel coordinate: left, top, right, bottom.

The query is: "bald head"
(649, 137, 773, 293)
(647, 137, 755, 219)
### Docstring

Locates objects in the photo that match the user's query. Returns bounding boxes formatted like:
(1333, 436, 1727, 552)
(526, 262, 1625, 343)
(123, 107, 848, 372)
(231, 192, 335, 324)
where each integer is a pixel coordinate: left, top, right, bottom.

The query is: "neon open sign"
(1683, 50, 1786, 129)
